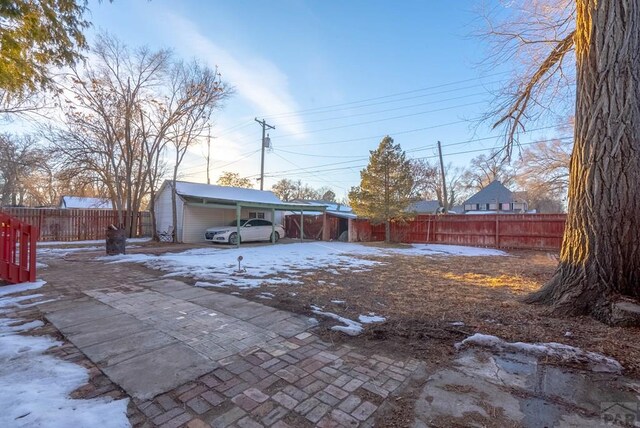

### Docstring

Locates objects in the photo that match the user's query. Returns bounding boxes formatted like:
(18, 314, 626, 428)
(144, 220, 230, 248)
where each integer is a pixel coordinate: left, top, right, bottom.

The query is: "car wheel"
(229, 232, 239, 245)
(270, 232, 280, 243)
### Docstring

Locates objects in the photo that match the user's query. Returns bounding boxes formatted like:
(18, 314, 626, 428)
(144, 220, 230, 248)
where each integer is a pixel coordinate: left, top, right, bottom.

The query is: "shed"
(154, 180, 325, 244)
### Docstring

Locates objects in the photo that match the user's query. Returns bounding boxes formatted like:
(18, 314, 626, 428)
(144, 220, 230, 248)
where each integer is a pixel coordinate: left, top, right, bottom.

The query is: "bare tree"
(487, 1, 640, 324)
(515, 138, 570, 212)
(216, 172, 253, 188)
(271, 179, 323, 202)
(0, 134, 47, 206)
(410, 159, 439, 200)
(49, 34, 170, 236)
(167, 61, 227, 242)
(461, 150, 516, 192)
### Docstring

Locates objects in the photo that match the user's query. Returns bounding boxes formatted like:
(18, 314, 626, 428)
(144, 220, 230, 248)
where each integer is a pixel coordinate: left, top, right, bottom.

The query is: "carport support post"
(271, 208, 275, 244)
(236, 204, 241, 248)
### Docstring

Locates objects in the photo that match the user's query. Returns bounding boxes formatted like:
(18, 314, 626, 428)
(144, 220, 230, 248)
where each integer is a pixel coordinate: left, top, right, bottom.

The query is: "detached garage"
(154, 180, 324, 244)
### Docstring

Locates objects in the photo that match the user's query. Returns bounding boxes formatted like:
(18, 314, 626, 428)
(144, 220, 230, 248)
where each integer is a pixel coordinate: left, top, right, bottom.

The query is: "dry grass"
(241, 249, 640, 376)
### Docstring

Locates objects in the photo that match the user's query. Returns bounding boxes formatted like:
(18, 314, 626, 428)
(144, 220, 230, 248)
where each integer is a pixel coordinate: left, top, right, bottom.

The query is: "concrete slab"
(248, 310, 294, 328)
(37, 296, 91, 313)
(163, 287, 215, 301)
(190, 292, 252, 312)
(82, 329, 178, 366)
(44, 301, 119, 328)
(413, 348, 640, 428)
(103, 342, 216, 400)
(147, 279, 194, 294)
(220, 302, 276, 321)
(63, 316, 152, 348)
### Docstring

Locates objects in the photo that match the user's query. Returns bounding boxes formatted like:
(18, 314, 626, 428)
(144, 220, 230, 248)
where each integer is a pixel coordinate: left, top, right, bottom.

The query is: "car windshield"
(227, 219, 249, 226)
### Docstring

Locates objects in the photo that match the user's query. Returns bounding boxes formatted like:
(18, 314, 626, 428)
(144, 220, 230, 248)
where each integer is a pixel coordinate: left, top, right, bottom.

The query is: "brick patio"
(28, 249, 423, 427)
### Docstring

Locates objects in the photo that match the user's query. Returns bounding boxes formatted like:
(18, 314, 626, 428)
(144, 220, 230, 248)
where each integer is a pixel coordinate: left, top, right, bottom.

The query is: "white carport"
(154, 181, 325, 245)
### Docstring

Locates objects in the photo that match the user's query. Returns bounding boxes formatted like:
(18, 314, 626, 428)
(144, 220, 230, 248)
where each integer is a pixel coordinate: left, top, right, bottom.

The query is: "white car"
(205, 219, 285, 245)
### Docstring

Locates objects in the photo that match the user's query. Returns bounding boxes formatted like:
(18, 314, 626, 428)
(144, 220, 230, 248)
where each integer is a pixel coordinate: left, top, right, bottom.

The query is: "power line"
(180, 149, 261, 178)
(258, 71, 511, 119)
(258, 136, 573, 178)
(277, 119, 469, 148)
(273, 88, 494, 127)
(274, 100, 487, 139)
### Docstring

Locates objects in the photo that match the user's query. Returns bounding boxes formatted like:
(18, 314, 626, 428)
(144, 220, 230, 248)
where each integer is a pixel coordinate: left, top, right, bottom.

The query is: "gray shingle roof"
(407, 200, 442, 213)
(464, 180, 514, 205)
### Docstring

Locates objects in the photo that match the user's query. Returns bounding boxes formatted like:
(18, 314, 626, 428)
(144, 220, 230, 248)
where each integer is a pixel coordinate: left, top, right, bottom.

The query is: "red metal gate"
(0, 212, 38, 284)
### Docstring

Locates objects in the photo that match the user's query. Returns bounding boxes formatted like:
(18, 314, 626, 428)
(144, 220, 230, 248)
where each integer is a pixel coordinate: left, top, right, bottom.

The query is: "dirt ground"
(189, 243, 640, 378)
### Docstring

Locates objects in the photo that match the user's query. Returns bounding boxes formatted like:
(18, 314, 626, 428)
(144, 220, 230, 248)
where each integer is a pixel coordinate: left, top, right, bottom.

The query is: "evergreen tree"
(349, 136, 414, 242)
(1, 0, 90, 95)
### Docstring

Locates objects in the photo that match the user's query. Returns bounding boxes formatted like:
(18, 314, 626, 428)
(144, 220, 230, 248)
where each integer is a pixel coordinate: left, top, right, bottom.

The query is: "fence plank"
(325, 214, 566, 250)
(0, 208, 152, 242)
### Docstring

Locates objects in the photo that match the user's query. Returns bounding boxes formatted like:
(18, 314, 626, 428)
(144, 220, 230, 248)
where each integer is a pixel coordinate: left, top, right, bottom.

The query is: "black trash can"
(106, 227, 126, 255)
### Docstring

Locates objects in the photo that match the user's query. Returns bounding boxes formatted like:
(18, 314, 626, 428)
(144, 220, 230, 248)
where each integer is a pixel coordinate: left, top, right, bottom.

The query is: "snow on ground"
(0, 288, 130, 427)
(358, 313, 386, 324)
(311, 305, 363, 336)
(0, 280, 45, 297)
(99, 242, 506, 289)
(458, 333, 623, 373)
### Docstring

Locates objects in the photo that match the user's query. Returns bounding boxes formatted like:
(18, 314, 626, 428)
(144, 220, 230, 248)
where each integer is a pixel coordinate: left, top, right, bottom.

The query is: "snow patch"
(458, 333, 623, 373)
(0, 280, 46, 297)
(311, 305, 363, 336)
(358, 313, 386, 324)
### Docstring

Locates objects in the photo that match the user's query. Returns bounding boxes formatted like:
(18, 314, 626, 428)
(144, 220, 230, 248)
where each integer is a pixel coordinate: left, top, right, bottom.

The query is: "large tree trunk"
(527, 0, 640, 325)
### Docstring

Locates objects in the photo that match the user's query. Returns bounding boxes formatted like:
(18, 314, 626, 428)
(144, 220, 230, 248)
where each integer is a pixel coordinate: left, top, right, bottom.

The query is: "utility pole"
(255, 118, 275, 190)
(206, 125, 211, 185)
(437, 140, 448, 213)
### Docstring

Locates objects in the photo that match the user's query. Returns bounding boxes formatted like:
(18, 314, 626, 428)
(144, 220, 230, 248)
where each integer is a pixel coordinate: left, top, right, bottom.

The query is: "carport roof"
(162, 180, 326, 212)
(183, 197, 326, 212)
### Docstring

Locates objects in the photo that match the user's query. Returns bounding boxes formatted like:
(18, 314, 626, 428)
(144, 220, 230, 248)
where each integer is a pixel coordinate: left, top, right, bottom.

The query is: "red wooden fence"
(359, 214, 566, 250)
(1, 213, 38, 284)
(0, 208, 152, 242)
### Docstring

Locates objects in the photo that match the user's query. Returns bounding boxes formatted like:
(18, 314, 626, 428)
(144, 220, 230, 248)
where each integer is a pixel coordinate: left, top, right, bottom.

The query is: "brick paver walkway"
(32, 249, 423, 427)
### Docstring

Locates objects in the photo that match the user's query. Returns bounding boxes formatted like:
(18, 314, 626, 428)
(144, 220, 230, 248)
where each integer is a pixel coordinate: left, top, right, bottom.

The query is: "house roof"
(61, 196, 113, 209)
(407, 200, 442, 214)
(464, 180, 514, 205)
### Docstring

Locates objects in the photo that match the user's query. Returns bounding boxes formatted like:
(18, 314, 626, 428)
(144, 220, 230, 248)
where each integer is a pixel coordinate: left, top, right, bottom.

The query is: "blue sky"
(85, 0, 566, 198)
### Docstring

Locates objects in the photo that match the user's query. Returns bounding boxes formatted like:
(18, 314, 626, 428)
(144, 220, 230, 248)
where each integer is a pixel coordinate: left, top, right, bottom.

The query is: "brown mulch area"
(233, 248, 640, 378)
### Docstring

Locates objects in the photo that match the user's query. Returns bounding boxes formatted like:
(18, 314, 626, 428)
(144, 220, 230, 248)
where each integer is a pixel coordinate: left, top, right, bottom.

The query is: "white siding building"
(154, 181, 324, 244)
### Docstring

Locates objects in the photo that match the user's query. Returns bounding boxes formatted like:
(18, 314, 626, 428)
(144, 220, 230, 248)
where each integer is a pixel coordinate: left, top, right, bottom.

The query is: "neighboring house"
(462, 180, 528, 214)
(60, 196, 113, 209)
(407, 200, 442, 214)
(154, 181, 324, 243)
